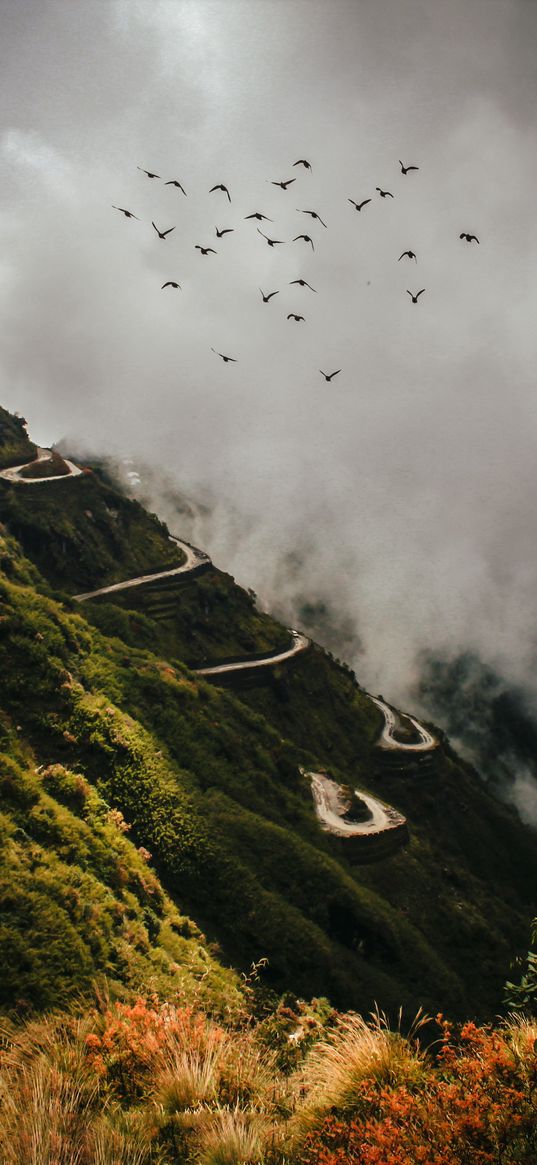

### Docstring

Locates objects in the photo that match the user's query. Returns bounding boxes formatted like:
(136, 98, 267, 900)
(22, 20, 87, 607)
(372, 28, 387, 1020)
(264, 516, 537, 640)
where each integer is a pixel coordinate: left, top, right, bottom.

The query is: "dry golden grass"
(0, 1015, 153, 1165)
(0, 1015, 97, 1165)
(289, 1008, 428, 1137)
(504, 1014, 537, 1078)
(191, 1104, 276, 1165)
(153, 1024, 226, 1113)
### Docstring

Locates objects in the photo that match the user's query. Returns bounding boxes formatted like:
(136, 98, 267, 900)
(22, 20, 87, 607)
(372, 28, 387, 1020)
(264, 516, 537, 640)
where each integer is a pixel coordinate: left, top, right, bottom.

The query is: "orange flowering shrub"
(299, 1019, 537, 1165)
(84, 997, 223, 1098)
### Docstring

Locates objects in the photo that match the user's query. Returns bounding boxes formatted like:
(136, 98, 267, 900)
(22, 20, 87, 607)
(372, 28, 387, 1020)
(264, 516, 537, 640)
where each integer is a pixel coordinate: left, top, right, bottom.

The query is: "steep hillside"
(0, 407, 36, 470)
(0, 716, 240, 1015)
(1, 408, 536, 1023)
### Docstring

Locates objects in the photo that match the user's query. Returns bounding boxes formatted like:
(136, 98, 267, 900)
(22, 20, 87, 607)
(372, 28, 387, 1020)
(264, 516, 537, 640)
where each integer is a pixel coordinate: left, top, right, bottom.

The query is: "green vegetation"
(0, 406, 36, 470)
(1, 525, 536, 1021)
(0, 472, 183, 592)
(1, 403, 536, 1032)
(505, 918, 537, 1012)
(18, 450, 71, 479)
(0, 717, 241, 1016)
(84, 567, 290, 666)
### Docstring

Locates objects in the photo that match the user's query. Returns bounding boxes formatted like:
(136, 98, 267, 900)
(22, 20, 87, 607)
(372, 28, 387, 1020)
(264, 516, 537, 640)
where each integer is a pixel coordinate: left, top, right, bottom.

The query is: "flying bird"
(138, 166, 160, 179)
(244, 212, 273, 221)
(161, 281, 181, 289)
(112, 206, 139, 219)
(152, 222, 175, 239)
(271, 178, 296, 189)
(399, 160, 419, 174)
(165, 180, 187, 194)
(376, 187, 394, 198)
(460, 232, 480, 243)
(211, 348, 237, 362)
(293, 234, 314, 250)
(297, 209, 327, 227)
(257, 228, 284, 247)
(287, 314, 305, 322)
(195, 245, 217, 255)
(209, 184, 231, 201)
(293, 159, 312, 170)
(407, 289, 425, 303)
(320, 369, 341, 381)
(215, 226, 234, 237)
(260, 289, 279, 302)
(398, 250, 417, 261)
(289, 279, 316, 292)
(348, 198, 371, 211)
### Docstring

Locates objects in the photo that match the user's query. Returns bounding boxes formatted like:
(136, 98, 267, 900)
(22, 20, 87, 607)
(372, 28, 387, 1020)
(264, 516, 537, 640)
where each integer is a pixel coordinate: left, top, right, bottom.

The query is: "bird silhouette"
(244, 212, 273, 221)
(398, 250, 417, 261)
(165, 180, 187, 194)
(271, 178, 296, 189)
(376, 187, 394, 198)
(293, 234, 314, 250)
(320, 369, 341, 381)
(161, 281, 181, 289)
(195, 245, 217, 255)
(112, 206, 139, 219)
(297, 209, 327, 227)
(209, 184, 231, 201)
(257, 229, 284, 247)
(211, 348, 237, 362)
(215, 226, 234, 237)
(460, 232, 480, 243)
(289, 279, 316, 292)
(293, 159, 312, 170)
(152, 222, 175, 239)
(399, 160, 419, 174)
(348, 198, 371, 211)
(260, 289, 279, 302)
(138, 166, 160, 178)
(287, 314, 305, 322)
(407, 289, 425, 303)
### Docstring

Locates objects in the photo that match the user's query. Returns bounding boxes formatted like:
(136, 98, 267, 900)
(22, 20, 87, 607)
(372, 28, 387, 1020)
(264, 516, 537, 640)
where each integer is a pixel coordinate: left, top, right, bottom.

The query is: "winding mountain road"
(308, 770, 407, 837)
(369, 695, 437, 752)
(73, 538, 211, 602)
(195, 630, 310, 676)
(1, 440, 433, 855)
(0, 447, 83, 483)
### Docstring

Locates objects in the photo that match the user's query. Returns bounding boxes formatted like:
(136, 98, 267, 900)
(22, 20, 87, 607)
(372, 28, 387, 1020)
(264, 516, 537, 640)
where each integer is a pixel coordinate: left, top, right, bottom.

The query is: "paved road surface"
(370, 695, 437, 752)
(308, 770, 407, 837)
(195, 630, 310, 676)
(0, 447, 83, 483)
(73, 537, 210, 602)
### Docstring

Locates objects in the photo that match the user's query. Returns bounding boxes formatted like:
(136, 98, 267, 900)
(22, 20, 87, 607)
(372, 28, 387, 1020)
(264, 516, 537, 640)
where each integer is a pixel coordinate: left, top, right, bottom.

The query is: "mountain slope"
(0, 409, 536, 1021)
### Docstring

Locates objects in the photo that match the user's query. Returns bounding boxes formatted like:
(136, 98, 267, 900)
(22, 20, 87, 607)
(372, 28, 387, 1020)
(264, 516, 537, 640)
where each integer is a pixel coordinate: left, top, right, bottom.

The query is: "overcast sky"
(2, 0, 537, 717)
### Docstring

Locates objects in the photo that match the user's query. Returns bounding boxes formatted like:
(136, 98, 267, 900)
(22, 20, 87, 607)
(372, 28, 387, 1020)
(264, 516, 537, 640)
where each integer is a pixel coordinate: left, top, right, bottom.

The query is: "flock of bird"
(112, 157, 481, 377)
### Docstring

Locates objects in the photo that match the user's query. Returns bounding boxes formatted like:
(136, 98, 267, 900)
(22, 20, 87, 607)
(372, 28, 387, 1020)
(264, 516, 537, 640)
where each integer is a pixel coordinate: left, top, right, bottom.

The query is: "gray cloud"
(2, 1, 537, 797)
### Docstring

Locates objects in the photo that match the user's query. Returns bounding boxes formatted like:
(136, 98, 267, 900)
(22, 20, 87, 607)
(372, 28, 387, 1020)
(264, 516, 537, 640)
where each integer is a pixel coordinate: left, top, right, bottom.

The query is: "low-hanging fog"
(2, 0, 537, 822)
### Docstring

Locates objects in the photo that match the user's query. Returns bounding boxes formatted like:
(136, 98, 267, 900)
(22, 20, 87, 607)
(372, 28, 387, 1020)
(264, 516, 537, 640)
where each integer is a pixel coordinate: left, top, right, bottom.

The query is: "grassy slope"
(83, 567, 290, 666)
(0, 407, 36, 470)
(0, 731, 241, 1017)
(237, 664, 537, 1012)
(0, 435, 289, 661)
(1, 531, 536, 1020)
(0, 472, 184, 593)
